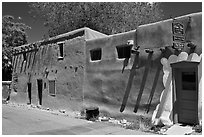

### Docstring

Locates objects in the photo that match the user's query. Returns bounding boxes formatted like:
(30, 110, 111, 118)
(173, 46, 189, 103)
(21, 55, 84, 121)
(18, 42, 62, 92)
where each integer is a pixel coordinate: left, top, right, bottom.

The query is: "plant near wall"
(29, 2, 163, 37)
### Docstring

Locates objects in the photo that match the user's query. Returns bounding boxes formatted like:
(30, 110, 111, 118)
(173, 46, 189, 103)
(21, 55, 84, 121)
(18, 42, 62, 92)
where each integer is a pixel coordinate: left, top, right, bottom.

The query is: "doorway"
(37, 79, 43, 105)
(27, 82, 32, 104)
(171, 61, 199, 125)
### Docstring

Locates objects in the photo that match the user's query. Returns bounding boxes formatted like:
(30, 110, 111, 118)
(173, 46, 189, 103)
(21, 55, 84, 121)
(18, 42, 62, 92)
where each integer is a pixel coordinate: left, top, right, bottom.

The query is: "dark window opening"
(58, 43, 64, 58)
(182, 72, 196, 82)
(116, 45, 132, 59)
(49, 80, 56, 96)
(44, 82, 46, 89)
(90, 48, 102, 61)
(182, 72, 196, 90)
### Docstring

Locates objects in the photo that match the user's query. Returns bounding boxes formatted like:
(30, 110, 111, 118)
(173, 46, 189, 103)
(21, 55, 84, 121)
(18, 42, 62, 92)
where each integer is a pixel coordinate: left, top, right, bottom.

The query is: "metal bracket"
(145, 49, 154, 54)
(187, 41, 196, 49)
(131, 46, 140, 54)
(160, 47, 166, 53)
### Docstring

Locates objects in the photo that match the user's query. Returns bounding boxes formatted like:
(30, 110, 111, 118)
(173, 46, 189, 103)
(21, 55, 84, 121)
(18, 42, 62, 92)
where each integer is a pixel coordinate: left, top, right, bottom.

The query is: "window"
(44, 82, 46, 89)
(116, 45, 132, 59)
(49, 80, 56, 96)
(90, 48, 102, 61)
(58, 42, 64, 60)
(182, 72, 196, 90)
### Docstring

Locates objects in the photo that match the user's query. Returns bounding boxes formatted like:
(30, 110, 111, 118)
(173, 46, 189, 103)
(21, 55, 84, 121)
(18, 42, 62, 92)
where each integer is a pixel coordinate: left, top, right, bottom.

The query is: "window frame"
(48, 79, 56, 96)
(116, 44, 132, 59)
(90, 48, 102, 62)
(57, 42, 64, 60)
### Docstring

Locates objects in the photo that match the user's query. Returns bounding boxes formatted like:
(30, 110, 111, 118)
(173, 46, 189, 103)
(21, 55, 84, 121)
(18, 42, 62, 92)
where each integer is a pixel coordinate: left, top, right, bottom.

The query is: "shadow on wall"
(120, 48, 166, 113)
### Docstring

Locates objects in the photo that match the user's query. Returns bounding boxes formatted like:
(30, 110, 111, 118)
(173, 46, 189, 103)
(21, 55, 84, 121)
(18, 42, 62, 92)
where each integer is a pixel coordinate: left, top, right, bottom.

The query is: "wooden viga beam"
(20, 47, 26, 53)
(11, 49, 16, 54)
(145, 47, 166, 113)
(120, 50, 140, 112)
(25, 45, 30, 50)
(120, 47, 166, 113)
(133, 49, 154, 113)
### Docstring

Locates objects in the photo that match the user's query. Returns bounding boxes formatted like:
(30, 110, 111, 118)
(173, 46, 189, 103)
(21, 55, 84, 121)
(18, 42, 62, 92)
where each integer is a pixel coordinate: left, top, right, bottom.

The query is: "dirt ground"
(2, 101, 201, 135)
(2, 102, 154, 135)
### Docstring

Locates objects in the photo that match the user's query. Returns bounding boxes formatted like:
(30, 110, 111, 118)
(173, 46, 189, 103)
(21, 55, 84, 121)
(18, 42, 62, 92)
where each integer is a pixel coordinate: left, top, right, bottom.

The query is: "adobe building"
(10, 27, 107, 111)
(10, 12, 201, 126)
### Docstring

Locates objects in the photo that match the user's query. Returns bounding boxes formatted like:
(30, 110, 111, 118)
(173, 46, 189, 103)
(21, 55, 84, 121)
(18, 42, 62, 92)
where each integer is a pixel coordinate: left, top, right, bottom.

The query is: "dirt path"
(2, 103, 154, 135)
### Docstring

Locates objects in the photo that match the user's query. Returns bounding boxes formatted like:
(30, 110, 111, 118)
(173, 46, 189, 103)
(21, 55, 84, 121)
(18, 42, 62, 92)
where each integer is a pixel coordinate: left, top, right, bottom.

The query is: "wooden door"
(175, 68, 198, 125)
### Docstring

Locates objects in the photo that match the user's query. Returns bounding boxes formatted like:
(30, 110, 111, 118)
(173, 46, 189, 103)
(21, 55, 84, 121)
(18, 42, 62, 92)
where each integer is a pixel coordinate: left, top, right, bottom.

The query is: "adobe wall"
(84, 12, 202, 119)
(84, 31, 165, 118)
(11, 37, 86, 111)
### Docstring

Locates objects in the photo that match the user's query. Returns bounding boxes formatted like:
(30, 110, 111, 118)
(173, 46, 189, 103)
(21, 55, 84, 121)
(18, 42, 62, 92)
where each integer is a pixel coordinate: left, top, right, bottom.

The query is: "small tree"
(2, 15, 31, 80)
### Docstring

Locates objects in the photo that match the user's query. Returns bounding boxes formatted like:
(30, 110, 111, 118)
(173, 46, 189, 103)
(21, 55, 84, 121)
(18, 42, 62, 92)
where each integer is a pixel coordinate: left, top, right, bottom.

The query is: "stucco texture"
(84, 12, 202, 121)
(11, 37, 85, 111)
(10, 13, 201, 124)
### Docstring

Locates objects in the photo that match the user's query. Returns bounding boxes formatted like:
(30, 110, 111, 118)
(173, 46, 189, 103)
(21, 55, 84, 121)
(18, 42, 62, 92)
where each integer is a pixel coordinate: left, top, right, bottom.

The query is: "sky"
(2, 2, 202, 43)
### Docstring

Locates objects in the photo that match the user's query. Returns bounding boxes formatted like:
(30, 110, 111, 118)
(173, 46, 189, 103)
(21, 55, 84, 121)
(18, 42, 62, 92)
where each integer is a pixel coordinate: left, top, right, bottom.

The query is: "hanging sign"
(173, 42, 184, 50)
(172, 21, 186, 50)
(172, 22, 184, 35)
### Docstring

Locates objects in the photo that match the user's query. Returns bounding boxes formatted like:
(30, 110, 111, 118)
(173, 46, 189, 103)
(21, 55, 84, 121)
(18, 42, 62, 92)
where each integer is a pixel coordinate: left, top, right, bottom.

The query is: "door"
(37, 79, 43, 105)
(175, 68, 198, 125)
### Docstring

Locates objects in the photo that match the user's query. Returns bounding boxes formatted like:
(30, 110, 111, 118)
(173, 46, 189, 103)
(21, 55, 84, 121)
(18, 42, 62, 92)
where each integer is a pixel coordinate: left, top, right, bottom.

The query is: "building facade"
(11, 12, 202, 126)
